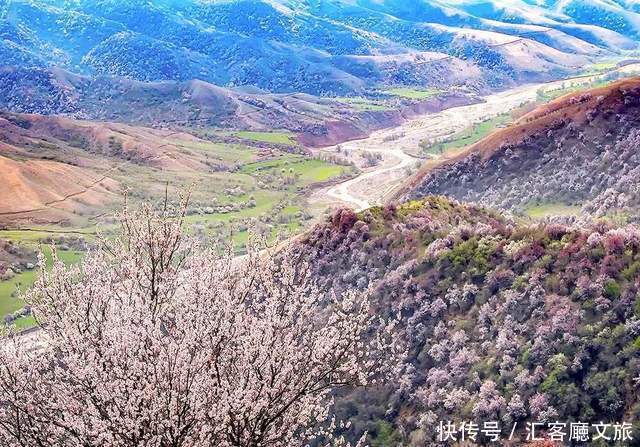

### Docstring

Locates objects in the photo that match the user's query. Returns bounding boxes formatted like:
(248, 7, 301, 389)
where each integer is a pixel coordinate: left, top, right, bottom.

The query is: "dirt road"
(310, 64, 640, 211)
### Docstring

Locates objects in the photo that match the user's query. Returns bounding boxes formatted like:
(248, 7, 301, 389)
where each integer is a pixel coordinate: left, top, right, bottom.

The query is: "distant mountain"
(405, 76, 640, 220)
(445, 0, 640, 48)
(543, 0, 640, 38)
(0, 66, 310, 126)
(1, 0, 636, 96)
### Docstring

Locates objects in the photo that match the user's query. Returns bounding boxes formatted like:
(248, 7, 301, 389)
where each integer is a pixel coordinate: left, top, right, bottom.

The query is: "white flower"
(0, 200, 401, 446)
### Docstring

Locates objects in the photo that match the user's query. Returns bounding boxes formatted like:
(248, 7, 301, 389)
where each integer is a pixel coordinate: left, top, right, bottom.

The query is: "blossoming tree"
(0, 199, 396, 447)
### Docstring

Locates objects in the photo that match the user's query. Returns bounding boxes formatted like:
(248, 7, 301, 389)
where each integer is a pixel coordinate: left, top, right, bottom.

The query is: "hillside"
(0, 110, 360, 248)
(1, 0, 632, 97)
(0, 110, 215, 225)
(0, 0, 481, 95)
(0, 108, 364, 323)
(448, 0, 640, 49)
(406, 76, 640, 219)
(294, 197, 640, 444)
(0, 66, 485, 146)
(0, 154, 119, 225)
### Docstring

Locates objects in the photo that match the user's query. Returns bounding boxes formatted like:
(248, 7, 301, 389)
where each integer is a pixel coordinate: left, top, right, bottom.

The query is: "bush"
(604, 279, 622, 299)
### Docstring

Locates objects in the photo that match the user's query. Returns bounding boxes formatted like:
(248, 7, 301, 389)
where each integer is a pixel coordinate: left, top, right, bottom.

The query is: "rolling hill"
(0, 110, 213, 225)
(0, 109, 359, 229)
(1, 0, 480, 95)
(0, 65, 486, 147)
(0, 109, 233, 225)
(405, 76, 640, 219)
(446, 0, 640, 49)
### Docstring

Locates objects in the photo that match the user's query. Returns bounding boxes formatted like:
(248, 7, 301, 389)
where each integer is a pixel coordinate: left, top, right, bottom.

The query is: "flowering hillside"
(296, 197, 640, 444)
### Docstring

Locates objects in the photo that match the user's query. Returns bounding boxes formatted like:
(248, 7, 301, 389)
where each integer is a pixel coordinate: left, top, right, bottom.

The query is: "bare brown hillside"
(0, 154, 119, 225)
(0, 112, 258, 226)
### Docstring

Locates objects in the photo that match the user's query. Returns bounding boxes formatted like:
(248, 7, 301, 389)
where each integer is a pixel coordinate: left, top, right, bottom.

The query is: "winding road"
(311, 63, 640, 211)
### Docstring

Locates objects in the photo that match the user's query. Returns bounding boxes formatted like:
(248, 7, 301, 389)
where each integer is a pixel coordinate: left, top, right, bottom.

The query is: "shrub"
(604, 279, 622, 299)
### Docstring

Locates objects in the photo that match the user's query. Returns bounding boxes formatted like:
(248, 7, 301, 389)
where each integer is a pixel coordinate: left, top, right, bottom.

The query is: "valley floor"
(3, 61, 640, 329)
(310, 62, 640, 212)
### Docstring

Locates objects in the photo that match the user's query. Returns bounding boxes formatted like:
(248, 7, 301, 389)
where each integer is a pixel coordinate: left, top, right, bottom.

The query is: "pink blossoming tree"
(0, 199, 396, 447)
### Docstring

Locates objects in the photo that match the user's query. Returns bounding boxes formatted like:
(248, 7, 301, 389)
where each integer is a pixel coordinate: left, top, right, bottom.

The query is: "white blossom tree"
(0, 198, 396, 447)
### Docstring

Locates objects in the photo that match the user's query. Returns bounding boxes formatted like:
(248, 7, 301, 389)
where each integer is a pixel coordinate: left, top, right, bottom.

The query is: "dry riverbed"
(310, 63, 640, 211)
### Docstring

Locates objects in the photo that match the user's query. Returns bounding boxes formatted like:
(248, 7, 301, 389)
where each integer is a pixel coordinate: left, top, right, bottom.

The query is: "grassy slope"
(332, 97, 392, 111)
(240, 155, 351, 185)
(537, 79, 611, 102)
(172, 139, 256, 164)
(330, 87, 442, 111)
(423, 113, 512, 157)
(232, 131, 298, 145)
(525, 202, 582, 218)
(383, 87, 442, 99)
(0, 246, 82, 317)
(0, 132, 352, 324)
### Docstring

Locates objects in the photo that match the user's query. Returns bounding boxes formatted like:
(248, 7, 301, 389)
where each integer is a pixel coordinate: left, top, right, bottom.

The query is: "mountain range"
(2, 0, 640, 99)
(2, 1, 640, 445)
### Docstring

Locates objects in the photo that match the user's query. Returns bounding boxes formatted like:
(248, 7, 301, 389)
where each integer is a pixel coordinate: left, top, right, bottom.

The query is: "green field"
(333, 90, 443, 110)
(185, 190, 286, 224)
(231, 131, 298, 145)
(577, 57, 635, 76)
(240, 155, 351, 186)
(0, 226, 96, 245)
(333, 96, 392, 111)
(0, 245, 83, 324)
(524, 202, 582, 218)
(585, 61, 619, 73)
(535, 66, 635, 103)
(423, 113, 512, 157)
(172, 140, 256, 164)
(536, 79, 611, 102)
(12, 315, 37, 330)
(383, 87, 442, 100)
